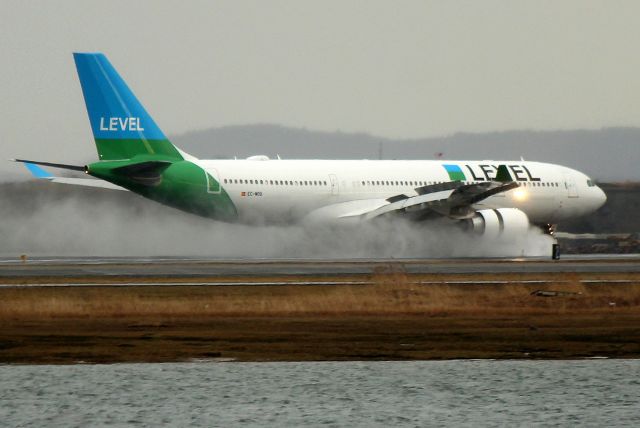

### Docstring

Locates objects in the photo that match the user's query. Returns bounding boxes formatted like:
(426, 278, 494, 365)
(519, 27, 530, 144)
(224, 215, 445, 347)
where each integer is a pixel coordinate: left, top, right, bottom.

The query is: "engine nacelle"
(465, 208, 530, 238)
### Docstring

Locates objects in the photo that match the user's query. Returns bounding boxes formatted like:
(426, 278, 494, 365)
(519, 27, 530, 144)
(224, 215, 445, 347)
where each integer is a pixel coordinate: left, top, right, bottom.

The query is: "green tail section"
(74, 53, 237, 221)
(87, 158, 238, 221)
(94, 138, 183, 161)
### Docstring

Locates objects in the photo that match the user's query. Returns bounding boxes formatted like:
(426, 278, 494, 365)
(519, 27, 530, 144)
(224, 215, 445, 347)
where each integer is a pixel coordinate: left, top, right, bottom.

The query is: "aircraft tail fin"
(73, 53, 184, 161)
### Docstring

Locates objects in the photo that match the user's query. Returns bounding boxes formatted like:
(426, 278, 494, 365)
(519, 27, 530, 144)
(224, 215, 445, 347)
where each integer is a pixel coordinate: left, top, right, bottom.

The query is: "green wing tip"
(495, 165, 513, 183)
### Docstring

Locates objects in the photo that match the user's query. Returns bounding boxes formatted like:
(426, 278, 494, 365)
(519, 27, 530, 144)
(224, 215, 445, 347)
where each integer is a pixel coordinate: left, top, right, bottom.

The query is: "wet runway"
(1, 255, 640, 279)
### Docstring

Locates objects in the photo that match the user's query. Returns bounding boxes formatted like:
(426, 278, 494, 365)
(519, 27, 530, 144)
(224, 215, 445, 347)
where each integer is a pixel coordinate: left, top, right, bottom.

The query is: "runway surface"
(1, 255, 640, 279)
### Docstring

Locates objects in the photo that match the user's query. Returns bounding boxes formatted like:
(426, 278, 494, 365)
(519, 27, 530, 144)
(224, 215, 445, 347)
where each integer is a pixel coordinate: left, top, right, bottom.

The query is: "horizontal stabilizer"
(13, 159, 127, 191)
(110, 160, 173, 186)
(12, 158, 85, 172)
(112, 160, 172, 176)
(24, 162, 53, 179)
(44, 177, 128, 191)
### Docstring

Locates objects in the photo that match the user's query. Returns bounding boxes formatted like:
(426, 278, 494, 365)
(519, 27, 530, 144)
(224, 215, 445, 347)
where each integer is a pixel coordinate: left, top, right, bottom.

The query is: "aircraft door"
(205, 167, 222, 194)
(329, 174, 339, 195)
(563, 173, 579, 198)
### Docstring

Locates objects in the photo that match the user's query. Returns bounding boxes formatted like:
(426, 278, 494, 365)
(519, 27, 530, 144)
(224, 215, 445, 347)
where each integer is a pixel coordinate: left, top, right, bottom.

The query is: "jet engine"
(464, 208, 530, 238)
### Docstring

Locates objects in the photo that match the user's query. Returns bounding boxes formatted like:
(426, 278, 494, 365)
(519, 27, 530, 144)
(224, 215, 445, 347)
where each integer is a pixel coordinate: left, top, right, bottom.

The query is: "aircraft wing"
(15, 160, 128, 191)
(342, 165, 519, 221)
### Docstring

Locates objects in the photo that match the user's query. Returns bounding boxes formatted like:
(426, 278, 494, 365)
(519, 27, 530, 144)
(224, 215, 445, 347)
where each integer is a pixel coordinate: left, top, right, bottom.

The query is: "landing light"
(512, 188, 528, 201)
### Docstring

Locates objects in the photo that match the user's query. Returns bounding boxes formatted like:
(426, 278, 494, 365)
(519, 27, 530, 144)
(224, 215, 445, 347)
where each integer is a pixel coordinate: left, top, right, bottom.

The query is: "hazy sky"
(2, 0, 640, 177)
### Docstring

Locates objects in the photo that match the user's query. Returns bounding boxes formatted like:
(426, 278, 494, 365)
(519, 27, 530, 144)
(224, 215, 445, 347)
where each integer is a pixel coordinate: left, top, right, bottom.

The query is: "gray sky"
(2, 0, 640, 178)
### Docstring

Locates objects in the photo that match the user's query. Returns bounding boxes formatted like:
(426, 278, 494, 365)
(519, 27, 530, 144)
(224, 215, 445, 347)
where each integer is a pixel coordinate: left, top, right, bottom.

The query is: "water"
(1, 360, 639, 427)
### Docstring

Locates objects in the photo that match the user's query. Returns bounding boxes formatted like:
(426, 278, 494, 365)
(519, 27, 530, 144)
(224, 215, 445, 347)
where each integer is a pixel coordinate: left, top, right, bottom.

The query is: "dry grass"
(2, 271, 640, 319)
(2, 271, 640, 363)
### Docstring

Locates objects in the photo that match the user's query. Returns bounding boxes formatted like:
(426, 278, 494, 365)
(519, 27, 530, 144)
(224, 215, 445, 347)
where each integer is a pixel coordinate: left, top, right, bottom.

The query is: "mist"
(0, 183, 553, 259)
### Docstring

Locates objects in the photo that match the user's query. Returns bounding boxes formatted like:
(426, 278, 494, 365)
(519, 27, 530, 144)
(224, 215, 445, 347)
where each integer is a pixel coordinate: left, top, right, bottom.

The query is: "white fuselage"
(193, 159, 606, 225)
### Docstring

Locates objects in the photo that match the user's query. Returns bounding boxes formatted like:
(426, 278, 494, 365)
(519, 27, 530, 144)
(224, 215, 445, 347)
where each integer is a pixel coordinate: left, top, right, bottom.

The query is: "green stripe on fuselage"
(447, 170, 466, 181)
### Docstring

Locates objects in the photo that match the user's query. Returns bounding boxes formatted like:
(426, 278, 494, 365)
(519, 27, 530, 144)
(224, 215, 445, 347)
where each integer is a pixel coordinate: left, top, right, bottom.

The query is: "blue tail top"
(73, 53, 181, 160)
(74, 53, 166, 141)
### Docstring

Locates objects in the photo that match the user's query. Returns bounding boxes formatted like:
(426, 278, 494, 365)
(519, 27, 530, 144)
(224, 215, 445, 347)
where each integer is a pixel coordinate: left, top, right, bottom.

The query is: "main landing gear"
(539, 223, 560, 260)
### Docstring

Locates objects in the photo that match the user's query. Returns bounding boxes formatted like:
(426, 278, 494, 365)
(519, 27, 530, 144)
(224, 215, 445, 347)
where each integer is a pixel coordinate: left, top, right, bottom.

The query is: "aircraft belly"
(229, 190, 338, 224)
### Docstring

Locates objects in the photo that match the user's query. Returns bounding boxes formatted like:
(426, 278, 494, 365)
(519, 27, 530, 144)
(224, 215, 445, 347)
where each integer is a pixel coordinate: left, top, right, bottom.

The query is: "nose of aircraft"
(593, 185, 607, 210)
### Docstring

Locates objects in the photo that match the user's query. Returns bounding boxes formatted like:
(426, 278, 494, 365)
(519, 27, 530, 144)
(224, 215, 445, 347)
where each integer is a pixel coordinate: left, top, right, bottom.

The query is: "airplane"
(13, 53, 607, 257)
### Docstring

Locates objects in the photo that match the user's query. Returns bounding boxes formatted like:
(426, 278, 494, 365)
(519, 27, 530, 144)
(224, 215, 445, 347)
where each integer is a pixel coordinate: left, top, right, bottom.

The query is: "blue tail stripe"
(25, 162, 53, 179)
(73, 53, 166, 141)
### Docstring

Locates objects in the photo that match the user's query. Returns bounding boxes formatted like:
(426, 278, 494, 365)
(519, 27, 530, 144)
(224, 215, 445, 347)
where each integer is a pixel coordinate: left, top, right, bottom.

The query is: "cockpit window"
(586, 179, 595, 187)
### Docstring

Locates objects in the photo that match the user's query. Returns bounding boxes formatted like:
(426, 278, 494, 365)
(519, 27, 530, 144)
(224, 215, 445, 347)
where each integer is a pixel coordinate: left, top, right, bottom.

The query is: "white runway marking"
(2, 279, 637, 288)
